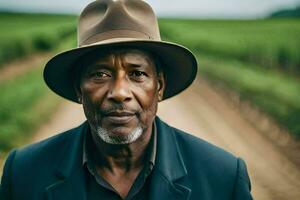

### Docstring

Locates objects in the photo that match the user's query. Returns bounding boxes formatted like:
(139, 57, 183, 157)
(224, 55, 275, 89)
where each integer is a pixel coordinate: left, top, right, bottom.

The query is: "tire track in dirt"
(29, 76, 300, 200)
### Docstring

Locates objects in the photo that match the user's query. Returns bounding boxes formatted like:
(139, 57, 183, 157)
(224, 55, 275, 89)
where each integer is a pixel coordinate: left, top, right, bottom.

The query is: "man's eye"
(130, 71, 147, 77)
(92, 71, 110, 78)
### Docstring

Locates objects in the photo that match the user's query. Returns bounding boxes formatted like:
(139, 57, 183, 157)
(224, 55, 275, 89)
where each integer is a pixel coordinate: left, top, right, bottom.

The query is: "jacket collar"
(46, 122, 88, 200)
(154, 117, 188, 181)
(56, 122, 87, 178)
(148, 117, 191, 200)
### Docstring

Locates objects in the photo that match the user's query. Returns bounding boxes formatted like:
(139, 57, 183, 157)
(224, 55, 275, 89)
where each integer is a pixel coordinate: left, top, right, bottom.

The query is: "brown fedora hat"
(44, 0, 198, 103)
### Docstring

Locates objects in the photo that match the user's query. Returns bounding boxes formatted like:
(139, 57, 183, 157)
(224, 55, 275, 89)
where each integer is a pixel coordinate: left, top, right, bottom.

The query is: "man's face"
(78, 48, 165, 144)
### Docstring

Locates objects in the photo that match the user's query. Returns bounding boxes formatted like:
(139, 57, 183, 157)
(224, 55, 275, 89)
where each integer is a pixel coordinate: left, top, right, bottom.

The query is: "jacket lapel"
(149, 171, 191, 200)
(149, 117, 191, 200)
(45, 122, 88, 200)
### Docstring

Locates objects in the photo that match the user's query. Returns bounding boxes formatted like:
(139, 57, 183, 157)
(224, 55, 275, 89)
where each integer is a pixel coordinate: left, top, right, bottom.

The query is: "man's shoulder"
(0, 123, 87, 199)
(158, 118, 236, 159)
(10, 122, 86, 168)
(157, 118, 238, 172)
(157, 119, 251, 198)
(173, 126, 236, 161)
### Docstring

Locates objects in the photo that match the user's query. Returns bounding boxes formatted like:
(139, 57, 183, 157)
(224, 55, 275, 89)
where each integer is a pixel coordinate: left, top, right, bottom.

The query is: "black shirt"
(82, 123, 157, 200)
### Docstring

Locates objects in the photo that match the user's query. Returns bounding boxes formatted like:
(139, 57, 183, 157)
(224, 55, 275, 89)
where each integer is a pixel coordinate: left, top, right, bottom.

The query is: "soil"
(0, 52, 51, 83)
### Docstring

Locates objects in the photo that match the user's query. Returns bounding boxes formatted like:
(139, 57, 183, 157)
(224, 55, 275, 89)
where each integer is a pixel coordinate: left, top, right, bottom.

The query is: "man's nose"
(107, 76, 132, 103)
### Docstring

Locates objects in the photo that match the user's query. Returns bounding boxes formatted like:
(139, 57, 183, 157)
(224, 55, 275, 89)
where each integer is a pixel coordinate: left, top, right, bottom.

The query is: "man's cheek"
(140, 102, 158, 124)
(82, 99, 98, 123)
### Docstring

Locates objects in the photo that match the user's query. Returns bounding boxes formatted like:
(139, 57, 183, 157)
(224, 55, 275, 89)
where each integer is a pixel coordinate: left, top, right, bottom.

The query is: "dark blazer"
(0, 117, 252, 200)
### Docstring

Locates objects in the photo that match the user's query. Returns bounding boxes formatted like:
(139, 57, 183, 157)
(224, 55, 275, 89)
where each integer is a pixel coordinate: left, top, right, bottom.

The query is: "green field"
(0, 13, 77, 153)
(0, 34, 77, 152)
(0, 14, 300, 155)
(159, 18, 300, 138)
(159, 19, 300, 74)
(0, 12, 76, 67)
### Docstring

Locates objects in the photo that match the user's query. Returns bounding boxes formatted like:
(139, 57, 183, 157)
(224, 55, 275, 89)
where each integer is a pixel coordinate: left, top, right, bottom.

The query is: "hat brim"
(44, 38, 198, 103)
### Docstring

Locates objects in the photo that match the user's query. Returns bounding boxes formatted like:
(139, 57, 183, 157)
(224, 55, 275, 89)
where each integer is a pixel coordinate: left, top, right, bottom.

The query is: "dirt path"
(30, 76, 300, 200)
(31, 101, 86, 142)
(0, 52, 51, 83)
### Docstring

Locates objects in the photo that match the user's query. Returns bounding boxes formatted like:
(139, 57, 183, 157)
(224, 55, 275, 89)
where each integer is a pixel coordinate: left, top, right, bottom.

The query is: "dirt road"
(0, 52, 51, 83)
(31, 77, 300, 200)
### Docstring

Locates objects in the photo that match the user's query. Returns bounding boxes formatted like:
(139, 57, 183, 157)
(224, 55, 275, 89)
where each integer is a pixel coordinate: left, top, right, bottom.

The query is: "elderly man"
(0, 0, 252, 199)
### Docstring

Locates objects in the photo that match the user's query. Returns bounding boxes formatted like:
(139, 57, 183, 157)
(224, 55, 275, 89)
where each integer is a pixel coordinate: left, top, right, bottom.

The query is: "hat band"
(79, 30, 160, 46)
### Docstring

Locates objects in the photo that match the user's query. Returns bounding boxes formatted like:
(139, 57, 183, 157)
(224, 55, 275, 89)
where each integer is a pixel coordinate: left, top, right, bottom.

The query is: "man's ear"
(71, 63, 84, 104)
(74, 82, 82, 104)
(157, 72, 166, 102)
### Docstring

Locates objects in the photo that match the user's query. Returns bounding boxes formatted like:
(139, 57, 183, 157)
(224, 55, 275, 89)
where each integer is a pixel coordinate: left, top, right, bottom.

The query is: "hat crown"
(78, 0, 161, 46)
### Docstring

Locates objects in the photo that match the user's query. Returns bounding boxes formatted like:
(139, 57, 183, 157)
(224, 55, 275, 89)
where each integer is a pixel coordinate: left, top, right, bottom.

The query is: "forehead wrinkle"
(86, 52, 117, 71)
(121, 52, 155, 72)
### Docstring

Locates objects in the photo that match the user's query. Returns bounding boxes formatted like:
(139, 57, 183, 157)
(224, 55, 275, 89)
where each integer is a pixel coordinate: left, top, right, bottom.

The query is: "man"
(0, 0, 253, 199)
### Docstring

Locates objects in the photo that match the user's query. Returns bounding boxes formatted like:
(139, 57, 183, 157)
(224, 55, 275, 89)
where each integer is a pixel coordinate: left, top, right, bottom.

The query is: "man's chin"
(96, 126, 144, 145)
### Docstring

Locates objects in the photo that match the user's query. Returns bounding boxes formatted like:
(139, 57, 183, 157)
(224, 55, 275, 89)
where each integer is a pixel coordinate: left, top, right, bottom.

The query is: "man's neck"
(88, 124, 154, 199)
(91, 125, 153, 173)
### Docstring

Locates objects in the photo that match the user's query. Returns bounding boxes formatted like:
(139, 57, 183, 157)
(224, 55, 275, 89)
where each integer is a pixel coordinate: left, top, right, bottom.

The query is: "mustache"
(98, 104, 139, 115)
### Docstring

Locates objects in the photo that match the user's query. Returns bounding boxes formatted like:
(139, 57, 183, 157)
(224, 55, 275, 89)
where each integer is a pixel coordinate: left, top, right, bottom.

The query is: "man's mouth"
(103, 111, 136, 124)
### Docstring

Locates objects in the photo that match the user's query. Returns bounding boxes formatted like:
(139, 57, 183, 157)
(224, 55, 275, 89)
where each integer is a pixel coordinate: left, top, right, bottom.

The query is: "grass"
(159, 18, 300, 74)
(159, 18, 300, 138)
(0, 12, 77, 67)
(200, 54, 300, 137)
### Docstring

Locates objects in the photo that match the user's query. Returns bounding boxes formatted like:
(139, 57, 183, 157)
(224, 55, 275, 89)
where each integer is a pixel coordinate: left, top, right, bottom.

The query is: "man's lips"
(103, 111, 136, 124)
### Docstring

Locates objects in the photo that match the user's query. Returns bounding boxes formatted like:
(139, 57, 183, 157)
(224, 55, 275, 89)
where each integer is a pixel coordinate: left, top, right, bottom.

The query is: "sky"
(0, 0, 300, 18)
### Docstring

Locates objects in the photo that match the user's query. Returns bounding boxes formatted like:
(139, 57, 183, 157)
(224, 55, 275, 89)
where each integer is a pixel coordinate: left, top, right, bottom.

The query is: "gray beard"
(95, 126, 144, 145)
